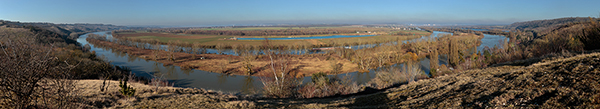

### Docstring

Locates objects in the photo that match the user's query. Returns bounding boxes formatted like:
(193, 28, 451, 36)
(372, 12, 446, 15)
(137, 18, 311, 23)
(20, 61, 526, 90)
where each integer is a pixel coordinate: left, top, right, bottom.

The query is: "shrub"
(149, 73, 173, 92)
(403, 61, 424, 83)
(311, 72, 329, 88)
(118, 76, 136, 97)
(370, 60, 426, 89)
(372, 68, 405, 88)
(578, 17, 600, 50)
(298, 75, 359, 98)
(330, 60, 344, 74)
(261, 76, 300, 98)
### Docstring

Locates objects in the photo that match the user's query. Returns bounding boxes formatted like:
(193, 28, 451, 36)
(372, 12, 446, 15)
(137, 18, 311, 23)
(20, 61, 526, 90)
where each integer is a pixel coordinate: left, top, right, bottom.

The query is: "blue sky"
(1, 0, 598, 26)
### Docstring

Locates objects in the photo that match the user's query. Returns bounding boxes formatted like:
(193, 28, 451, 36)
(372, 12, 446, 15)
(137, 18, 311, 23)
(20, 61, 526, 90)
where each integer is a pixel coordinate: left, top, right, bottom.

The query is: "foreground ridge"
(73, 52, 599, 108)
(253, 52, 600, 108)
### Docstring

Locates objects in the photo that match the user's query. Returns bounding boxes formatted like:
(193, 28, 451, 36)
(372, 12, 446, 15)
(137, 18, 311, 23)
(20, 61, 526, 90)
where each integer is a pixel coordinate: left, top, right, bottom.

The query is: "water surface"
(77, 31, 505, 93)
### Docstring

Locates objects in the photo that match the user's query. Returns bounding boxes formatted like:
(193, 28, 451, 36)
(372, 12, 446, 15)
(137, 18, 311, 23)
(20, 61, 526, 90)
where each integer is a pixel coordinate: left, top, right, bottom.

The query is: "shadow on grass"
(171, 79, 194, 88)
(252, 81, 411, 108)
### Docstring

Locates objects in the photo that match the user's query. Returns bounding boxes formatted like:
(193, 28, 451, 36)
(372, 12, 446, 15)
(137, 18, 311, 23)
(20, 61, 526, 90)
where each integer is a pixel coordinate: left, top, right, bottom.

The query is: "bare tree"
(302, 44, 310, 55)
(154, 41, 160, 60)
(167, 41, 177, 61)
(215, 43, 224, 54)
(231, 44, 239, 55)
(260, 38, 300, 98)
(0, 38, 77, 108)
(429, 47, 439, 77)
(240, 44, 255, 75)
(191, 42, 201, 59)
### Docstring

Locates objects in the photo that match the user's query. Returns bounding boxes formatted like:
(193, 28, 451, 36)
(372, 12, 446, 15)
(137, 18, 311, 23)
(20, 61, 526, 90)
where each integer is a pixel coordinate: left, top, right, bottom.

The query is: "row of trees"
(146, 27, 395, 36)
(421, 27, 488, 36)
(98, 32, 428, 58)
(110, 33, 426, 53)
(423, 17, 600, 77)
(394, 30, 433, 36)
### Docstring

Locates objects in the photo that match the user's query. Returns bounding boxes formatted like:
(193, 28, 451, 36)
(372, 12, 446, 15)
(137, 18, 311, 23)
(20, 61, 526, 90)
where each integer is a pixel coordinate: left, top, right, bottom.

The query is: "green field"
(119, 29, 430, 47)
(125, 34, 423, 47)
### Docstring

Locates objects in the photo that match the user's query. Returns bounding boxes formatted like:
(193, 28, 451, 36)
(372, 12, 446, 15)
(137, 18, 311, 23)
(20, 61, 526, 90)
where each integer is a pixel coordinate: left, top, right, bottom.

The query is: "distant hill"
(504, 17, 600, 51)
(506, 17, 598, 34)
(0, 20, 129, 38)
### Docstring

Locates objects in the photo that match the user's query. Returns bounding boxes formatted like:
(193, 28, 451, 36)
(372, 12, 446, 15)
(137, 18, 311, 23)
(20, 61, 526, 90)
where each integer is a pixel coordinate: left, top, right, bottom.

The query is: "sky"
(1, 0, 599, 26)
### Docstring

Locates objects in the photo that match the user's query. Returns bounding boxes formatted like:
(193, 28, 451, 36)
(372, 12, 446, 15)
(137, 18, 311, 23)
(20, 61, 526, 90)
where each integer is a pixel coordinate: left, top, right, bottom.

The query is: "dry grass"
(73, 80, 255, 108)
(255, 52, 600, 108)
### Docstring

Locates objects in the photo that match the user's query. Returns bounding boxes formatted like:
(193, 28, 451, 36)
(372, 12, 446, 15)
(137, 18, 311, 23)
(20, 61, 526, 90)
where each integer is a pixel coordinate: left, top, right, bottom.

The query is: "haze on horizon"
(1, 0, 599, 26)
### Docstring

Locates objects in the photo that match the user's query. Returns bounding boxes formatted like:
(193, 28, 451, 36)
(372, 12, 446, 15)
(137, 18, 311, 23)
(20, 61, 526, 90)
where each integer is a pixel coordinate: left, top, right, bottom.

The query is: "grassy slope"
(256, 52, 600, 108)
(75, 80, 255, 108)
(78, 52, 600, 108)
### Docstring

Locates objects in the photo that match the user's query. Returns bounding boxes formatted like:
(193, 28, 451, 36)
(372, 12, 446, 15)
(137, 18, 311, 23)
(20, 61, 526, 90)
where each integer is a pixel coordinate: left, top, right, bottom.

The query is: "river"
(77, 31, 506, 94)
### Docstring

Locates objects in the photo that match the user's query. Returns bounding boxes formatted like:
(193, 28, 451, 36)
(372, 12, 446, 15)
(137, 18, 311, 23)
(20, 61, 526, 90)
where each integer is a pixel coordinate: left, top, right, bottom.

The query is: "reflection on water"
(182, 68, 193, 76)
(79, 31, 265, 93)
(354, 72, 371, 84)
(420, 33, 508, 75)
(153, 62, 161, 76)
(478, 34, 509, 52)
(241, 76, 255, 94)
(78, 31, 506, 93)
